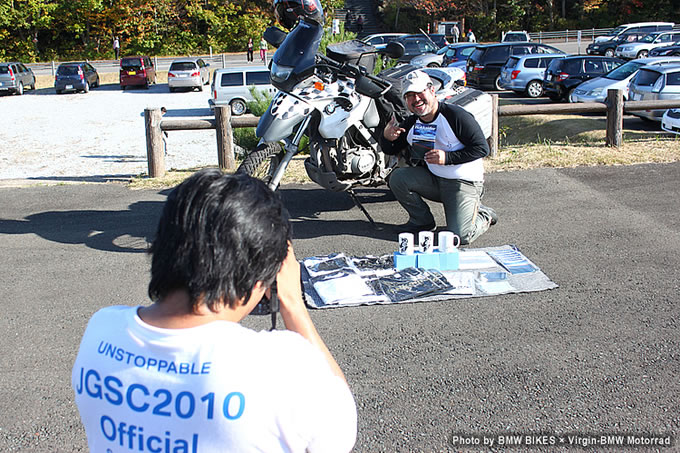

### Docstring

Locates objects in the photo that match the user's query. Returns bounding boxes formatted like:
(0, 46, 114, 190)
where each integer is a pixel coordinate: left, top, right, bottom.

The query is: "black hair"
(148, 169, 292, 310)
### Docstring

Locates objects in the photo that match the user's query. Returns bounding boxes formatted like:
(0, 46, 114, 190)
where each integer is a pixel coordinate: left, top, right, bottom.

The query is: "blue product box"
(416, 252, 441, 270)
(438, 250, 460, 271)
(393, 252, 417, 270)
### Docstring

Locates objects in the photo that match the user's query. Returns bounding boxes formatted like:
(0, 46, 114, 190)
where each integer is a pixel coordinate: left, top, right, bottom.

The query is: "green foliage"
(247, 86, 273, 117)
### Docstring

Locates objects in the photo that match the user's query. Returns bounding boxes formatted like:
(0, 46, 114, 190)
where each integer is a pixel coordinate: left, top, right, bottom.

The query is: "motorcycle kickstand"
(348, 189, 382, 231)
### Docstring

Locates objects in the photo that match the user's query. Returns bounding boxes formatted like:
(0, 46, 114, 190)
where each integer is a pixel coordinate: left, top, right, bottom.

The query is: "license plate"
(66, 84, 73, 89)
(180, 74, 188, 77)
(128, 71, 136, 75)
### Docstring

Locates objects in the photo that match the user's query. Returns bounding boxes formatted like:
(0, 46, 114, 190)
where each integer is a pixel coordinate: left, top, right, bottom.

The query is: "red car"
(119, 56, 156, 89)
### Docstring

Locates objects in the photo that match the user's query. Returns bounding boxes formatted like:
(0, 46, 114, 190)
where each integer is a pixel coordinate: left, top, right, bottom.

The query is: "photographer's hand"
(277, 243, 348, 385)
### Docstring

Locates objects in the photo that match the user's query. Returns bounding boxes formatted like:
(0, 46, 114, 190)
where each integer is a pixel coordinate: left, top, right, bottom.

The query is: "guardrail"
(145, 92, 680, 178)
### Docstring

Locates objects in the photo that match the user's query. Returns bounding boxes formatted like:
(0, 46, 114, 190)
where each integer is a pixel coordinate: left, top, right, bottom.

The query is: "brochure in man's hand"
(411, 123, 437, 163)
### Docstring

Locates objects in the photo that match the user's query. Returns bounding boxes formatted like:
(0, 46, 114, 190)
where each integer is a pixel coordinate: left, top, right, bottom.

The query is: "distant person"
(260, 37, 268, 63)
(72, 170, 358, 453)
(356, 14, 364, 33)
(247, 38, 254, 62)
(345, 9, 353, 29)
(467, 29, 476, 42)
(113, 36, 120, 59)
(452, 25, 460, 43)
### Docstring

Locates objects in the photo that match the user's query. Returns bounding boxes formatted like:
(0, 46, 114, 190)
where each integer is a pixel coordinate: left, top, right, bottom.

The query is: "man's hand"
(383, 114, 405, 141)
(424, 149, 446, 165)
(276, 242, 305, 316)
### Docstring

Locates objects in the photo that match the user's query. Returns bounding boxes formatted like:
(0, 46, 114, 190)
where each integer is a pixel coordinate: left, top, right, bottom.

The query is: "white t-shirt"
(72, 306, 357, 453)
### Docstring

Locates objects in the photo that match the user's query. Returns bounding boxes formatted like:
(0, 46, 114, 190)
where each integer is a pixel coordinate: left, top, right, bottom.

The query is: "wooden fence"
(145, 91, 680, 178)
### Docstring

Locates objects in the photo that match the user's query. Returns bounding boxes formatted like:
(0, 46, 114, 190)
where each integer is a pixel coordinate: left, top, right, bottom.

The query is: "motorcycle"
(237, 18, 487, 227)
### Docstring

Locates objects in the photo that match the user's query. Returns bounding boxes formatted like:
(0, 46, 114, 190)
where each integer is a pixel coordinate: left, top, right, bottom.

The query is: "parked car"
(442, 43, 478, 69)
(0, 62, 35, 95)
(661, 108, 680, 134)
(502, 31, 531, 42)
(168, 58, 211, 92)
(628, 64, 680, 121)
(377, 64, 467, 100)
(570, 57, 680, 103)
(593, 22, 674, 43)
(407, 33, 449, 49)
(543, 56, 623, 101)
(209, 66, 277, 115)
(466, 42, 564, 90)
(119, 56, 156, 89)
(499, 54, 568, 97)
(395, 35, 441, 63)
(361, 33, 407, 50)
(649, 42, 680, 57)
(54, 62, 100, 94)
(586, 32, 647, 57)
(615, 31, 680, 59)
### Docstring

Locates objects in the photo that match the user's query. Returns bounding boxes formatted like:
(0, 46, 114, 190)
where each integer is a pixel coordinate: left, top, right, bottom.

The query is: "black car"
(395, 35, 441, 63)
(649, 42, 680, 57)
(542, 56, 624, 102)
(466, 42, 564, 90)
(586, 32, 647, 56)
(55, 62, 100, 94)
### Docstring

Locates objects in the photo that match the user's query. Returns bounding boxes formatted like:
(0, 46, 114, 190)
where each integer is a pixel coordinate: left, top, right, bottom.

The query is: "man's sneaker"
(395, 221, 436, 234)
(479, 205, 498, 226)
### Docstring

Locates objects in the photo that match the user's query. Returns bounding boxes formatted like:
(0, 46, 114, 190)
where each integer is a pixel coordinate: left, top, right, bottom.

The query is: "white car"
(168, 58, 211, 92)
(570, 57, 680, 103)
(615, 31, 680, 59)
(661, 109, 680, 134)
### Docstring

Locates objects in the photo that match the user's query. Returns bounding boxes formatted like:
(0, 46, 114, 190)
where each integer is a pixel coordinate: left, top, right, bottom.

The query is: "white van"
(594, 22, 675, 43)
(209, 66, 277, 115)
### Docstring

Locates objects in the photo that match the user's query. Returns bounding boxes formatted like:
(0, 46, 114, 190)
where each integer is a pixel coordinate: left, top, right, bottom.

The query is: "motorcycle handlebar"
(315, 53, 392, 96)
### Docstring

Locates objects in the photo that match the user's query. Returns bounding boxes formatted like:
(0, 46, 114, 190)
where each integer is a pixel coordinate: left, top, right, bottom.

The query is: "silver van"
(209, 66, 277, 115)
(628, 64, 680, 121)
(499, 54, 568, 97)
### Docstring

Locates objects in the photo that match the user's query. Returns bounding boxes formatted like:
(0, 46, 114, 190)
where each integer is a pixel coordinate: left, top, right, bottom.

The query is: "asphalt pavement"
(1, 162, 679, 452)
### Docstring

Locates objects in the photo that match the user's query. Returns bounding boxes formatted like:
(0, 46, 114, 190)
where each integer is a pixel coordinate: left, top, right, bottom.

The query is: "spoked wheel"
(237, 142, 284, 189)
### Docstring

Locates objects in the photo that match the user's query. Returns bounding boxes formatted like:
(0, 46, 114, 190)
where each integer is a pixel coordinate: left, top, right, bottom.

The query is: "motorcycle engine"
(346, 148, 376, 175)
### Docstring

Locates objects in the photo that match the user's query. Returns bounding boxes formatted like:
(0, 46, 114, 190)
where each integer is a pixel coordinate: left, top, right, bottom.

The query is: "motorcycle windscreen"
(269, 18, 322, 92)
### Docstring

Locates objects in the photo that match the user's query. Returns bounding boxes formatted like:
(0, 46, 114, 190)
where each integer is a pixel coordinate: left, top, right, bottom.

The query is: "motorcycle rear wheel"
(236, 142, 284, 188)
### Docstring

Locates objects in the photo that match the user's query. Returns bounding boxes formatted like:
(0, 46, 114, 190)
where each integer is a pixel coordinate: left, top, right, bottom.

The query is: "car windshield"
(57, 66, 80, 75)
(607, 26, 627, 37)
(639, 34, 658, 43)
(504, 57, 520, 69)
(170, 62, 197, 71)
(605, 61, 645, 80)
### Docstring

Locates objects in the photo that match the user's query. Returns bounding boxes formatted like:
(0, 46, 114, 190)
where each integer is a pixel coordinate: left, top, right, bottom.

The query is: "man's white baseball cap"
(401, 70, 433, 98)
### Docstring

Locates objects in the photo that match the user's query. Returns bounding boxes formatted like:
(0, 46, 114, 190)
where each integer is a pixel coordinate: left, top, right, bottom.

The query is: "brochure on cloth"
(301, 246, 558, 309)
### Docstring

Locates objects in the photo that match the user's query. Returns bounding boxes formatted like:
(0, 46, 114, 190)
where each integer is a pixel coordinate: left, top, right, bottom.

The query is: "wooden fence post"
(214, 106, 235, 171)
(606, 89, 624, 147)
(144, 108, 166, 178)
(489, 93, 499, 157)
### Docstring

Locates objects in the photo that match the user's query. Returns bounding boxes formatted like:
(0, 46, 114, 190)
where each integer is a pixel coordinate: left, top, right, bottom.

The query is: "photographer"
(72, 170, 357, 452)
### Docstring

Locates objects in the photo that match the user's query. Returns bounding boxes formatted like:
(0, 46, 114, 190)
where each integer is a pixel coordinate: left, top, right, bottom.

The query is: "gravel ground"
(0, 83, 222, 182)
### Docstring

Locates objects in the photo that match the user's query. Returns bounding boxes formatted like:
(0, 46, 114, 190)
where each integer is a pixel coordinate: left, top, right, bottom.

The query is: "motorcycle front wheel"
(236, 142, 284, 189)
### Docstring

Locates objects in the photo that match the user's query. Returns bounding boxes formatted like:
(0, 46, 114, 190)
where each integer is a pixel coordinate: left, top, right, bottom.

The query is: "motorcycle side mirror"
(383, 42, 405, 59)
(264, 26, 288, 48)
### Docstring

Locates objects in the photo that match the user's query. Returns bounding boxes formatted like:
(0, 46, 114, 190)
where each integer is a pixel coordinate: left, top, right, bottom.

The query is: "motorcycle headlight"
(270, 62, 295, 84)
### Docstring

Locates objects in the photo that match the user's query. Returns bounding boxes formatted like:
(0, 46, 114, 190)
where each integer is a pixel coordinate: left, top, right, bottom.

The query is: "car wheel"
(94, 76, 99, 88)
(169, 86, 175, 93)
(637, 50, 648, 59)
(547, 92, 561, 102)
(494, 75, 504, 91)
(83, 81, 89, 93)
(427, 63, 440, 68)
(16, 82, 24, 95)
(198, 83, 203, 92)
(56, 89, 62, 94)
(230, 99, 247, 116)
(567, 87, 576, 103)
(604, 48, 614, 57)
(526, 80, 543, 98)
